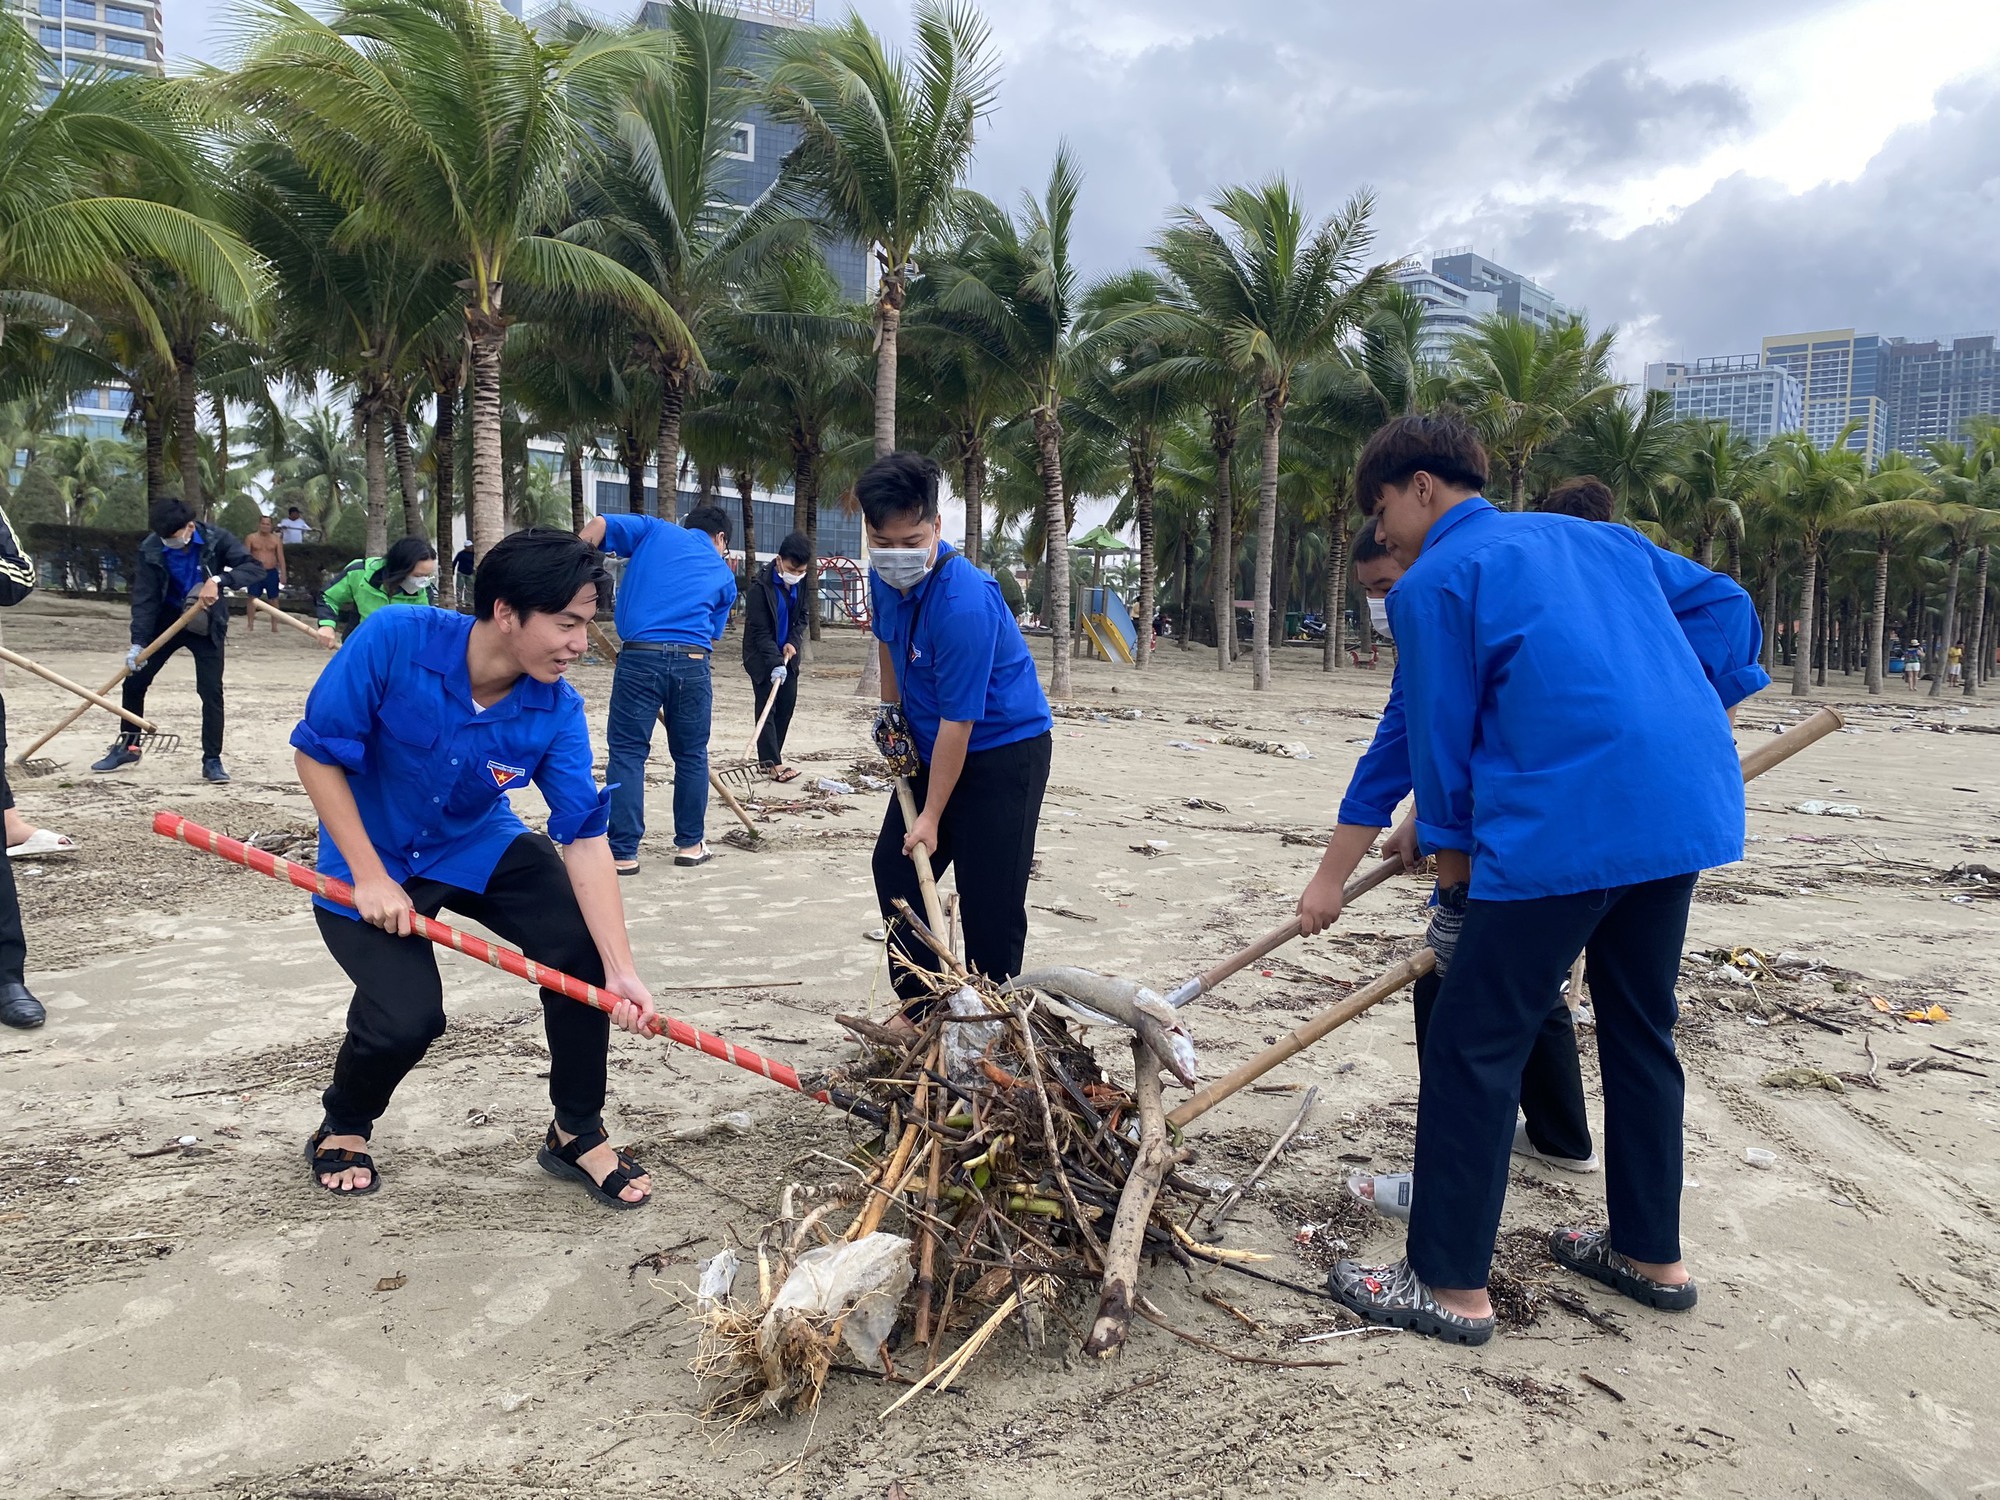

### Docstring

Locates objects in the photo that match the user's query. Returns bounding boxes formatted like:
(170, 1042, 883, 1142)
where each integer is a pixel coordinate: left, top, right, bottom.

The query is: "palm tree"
(898, 257, 1014, 569)
(1767, 428, 1865, 696)
(1564, 389, 1684, 524)
(1920, 438, 2000, 700)
(229, 0, 691, 559)
(1148, 181, 1389, 688)
(761, 0, 999, 463)
(1451, 315, 1619, 510)
(280, 404, 364, 537)
(1651, 420, 1759, 569)
(1843, 451, 1932, 692)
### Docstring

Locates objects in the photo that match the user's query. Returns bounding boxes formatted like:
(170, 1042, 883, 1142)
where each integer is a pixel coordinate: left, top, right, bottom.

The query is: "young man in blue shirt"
(862, 453, 1054, 1009)
(292, 529, 661, 1210)
(580, 505, 739, 873)
(1305, 413, 1768, 1346)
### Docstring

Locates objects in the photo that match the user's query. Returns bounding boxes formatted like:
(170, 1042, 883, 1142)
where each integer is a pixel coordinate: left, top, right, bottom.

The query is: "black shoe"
(91, 741, 140, 773)
(202, 757, 230, 783)
(0, 982, 45, 1029)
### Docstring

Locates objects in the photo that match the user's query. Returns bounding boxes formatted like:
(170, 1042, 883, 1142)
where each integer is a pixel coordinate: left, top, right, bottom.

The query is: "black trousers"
(749, 665, 799, 768)
(1412, 970, 1592, 1163)
(1407, 873, 1696, 1289)
(315, 833, 609, 1140)
(872, 732, 1051, 1003)
(0, 696, 25, 984)
(121, 631, 224, 758)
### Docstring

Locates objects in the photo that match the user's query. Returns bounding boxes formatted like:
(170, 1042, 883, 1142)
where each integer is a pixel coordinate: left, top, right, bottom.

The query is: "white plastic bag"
(941, 984, 1006, 1085)
(757, 1232, 913, 1372)
(695, 1248, 741, 1309)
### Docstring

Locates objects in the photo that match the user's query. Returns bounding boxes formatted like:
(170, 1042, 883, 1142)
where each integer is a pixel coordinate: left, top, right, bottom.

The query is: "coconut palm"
(1563, 388, 1684, 524)
(1148, 181, 1389, 688)
(1451, 315, 1619, 510)
(228, 0, 691, 559)
(897, 258, 1015, 569)
(1842, 451, 1933, 692)
(279, 403, 364, 536)
(1920, 438, 2000, 699)
(1651, 420, 1759, 569)
(1767, 428, 1865, 696)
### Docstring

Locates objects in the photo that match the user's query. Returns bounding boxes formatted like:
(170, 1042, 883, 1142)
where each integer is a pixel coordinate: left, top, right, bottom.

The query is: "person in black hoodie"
(0, 501, 44, 1028)
(740, 530, 810, 782)
(92, 498, 264, 783)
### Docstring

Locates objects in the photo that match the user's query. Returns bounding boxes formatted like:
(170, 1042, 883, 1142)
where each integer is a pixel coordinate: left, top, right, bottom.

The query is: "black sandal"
(536, 1122, 651, 1210)
(1549, 1227, 1698, 1311)
(306, 1126, 381, 1196)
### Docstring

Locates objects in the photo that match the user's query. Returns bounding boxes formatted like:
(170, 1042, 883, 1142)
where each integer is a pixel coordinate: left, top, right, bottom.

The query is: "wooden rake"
(6, 598, 207, 776)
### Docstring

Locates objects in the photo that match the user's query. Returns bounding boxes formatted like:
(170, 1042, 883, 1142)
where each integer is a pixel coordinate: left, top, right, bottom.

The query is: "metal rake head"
(714, 758, 764, 790)
(13, 756, 60, 780)
(138, 729, 182, 756)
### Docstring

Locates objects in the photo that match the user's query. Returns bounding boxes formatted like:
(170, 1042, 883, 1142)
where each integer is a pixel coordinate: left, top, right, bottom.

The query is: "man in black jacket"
(0, 502, 45, 1027)
(92, 498, 263, 784)
(740, 531, 810, 782)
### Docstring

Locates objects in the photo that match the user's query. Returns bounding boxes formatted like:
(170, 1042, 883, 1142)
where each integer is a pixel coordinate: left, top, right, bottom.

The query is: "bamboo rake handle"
(0, 645, 156, 733)
(1737, 705, 1843, 780)
(743, 671, 783, 759)
(250, 595, 328, 643)
(895, 776, 950, 940)
(10, 599, 205, 766)
(1190, 853, 1408, 999)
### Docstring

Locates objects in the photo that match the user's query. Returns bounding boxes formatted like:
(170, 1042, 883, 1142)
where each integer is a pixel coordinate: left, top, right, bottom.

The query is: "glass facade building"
(1879, 335, 2000, 457)
(1430, 250, 1575, 331)
(6, 0, 162, 83)
(1648, 356, 1803, 447)
(1760, 330, 1890, 461)
(1388, 266, 1498, 367)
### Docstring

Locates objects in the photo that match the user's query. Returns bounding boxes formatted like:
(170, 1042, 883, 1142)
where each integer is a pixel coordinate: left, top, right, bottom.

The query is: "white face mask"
(777, 567, 805, 587)
(401, 574, 435, 595)
(161, 531, 193, 550)
(1367, 596, 1393, 639)
(871, 545, 935, 593)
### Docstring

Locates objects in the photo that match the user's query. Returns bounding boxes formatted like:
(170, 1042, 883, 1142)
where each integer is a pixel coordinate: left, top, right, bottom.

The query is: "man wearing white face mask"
(741, 530, 811, 781)
(860, 453, 1053, 1013)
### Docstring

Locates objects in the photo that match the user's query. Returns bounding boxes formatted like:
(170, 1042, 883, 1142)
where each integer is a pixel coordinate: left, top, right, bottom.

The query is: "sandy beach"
(1, 594, 1996, 1500)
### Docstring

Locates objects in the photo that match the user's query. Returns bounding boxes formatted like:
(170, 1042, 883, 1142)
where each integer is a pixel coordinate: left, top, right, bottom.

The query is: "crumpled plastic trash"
(1166, 740, 1207, 752)
(695, 1248, 740, 1309)
(759, 1232, 913, 1373)
(1794, 800, 1861, 817)
(941, 984, 1006, 1084)
(814, 777, 854, 796)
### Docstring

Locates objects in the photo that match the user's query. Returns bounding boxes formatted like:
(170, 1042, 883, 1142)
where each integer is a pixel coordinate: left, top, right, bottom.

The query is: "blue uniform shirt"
(599, 514, 738, 644)
(869, 542, 1053, 762)
(290, 609, 612, 918)
(1378, 498, 1768, 901)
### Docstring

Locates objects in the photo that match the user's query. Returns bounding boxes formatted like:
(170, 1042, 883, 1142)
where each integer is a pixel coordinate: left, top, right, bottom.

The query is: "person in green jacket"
(315, 536, 440, 647)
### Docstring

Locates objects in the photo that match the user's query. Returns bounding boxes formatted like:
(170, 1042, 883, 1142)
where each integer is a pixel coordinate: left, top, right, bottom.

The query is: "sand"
(1, 593, 1997, 1500)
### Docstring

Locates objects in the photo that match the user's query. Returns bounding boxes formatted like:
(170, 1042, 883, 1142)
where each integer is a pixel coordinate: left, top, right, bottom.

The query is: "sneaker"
(91, 741, 141, 773)
(202, 757, 231, 783)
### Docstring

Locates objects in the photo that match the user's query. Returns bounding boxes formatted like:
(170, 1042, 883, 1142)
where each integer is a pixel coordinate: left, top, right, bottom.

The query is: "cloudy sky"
(169, 0, 2000, 378)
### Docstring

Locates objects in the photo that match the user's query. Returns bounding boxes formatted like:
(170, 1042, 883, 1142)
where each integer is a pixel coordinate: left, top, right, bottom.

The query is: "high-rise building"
(1759, 329, 1889, 461)
(1388, 264, 1497, 366)
(1880, 335, 2000, 457)
(1431, 249, 1574, 331)
(7, 0, 163, 83)
(1645, 356, 1803, 448)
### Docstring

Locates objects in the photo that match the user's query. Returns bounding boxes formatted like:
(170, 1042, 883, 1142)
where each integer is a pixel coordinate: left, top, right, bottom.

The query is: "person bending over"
(742, 530, 811, 782)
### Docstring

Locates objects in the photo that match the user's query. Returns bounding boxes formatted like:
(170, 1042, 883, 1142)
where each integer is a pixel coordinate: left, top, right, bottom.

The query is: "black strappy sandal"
(536, 1122, 651, 1211)
(306, 1126, 381, 1196)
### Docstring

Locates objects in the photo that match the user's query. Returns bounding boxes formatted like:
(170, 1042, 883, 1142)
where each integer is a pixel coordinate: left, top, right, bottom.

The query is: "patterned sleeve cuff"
(289, 721, 366, 774)
(547, 786, 613, 845)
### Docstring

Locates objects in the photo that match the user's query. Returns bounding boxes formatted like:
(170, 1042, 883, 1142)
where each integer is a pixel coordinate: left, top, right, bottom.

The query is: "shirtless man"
(244, 514, 287, 632)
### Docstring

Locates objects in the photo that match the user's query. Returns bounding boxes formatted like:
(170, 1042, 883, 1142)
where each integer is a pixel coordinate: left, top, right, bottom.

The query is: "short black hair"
(287, 506, 301, 516)
(856, 452, 942, 529)
(473, 527, 611, 622)
(682, 505, 731, 540)
(1540, 476, 1616, 523)
(1351, 521, 1391, 564)
(1354, 412, 1488, 515)
(150, 498, 195, 538)
(777, 530, 811, 566)
(379, 534, 439, 593)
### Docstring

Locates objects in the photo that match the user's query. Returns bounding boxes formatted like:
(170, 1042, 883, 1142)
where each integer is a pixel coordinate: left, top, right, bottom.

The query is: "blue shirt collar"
(414, 614, 558, 719)
(1419, 495, 1495, 554)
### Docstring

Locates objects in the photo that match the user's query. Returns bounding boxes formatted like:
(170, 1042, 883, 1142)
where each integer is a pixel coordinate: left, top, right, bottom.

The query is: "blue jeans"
(605, 648, 712, 857)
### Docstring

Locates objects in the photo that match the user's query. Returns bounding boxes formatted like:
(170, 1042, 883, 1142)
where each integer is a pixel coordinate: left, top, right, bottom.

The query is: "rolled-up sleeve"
(1395, 582, 1478, 855)
(1337, 669, 1412, 828)
(1639, 534, 1770, 707)
(536, 701, 612, 845)
(290, 620, 385, 773)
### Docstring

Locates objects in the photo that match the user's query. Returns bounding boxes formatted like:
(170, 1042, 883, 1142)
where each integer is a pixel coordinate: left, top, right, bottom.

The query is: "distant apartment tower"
(1760, 330, 1889, 461)
(1431, 250, 1574, 331)
(1388, 264, 1497, 366)
(1644, 356, 1803, 447)
(7, 0, 163, 82)
(1880, 334, 2000, 456)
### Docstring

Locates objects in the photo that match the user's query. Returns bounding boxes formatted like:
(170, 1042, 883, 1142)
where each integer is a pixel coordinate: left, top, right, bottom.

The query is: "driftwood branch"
(1083, 1040, 1170, 1359)
(1205, 1084, 1319, 1231)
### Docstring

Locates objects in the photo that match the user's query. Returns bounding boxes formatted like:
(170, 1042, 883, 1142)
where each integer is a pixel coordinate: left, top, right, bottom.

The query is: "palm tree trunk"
(175, 349, 201, 512)
(1177, 530, 1192, 652)
(1507, 456, 1526, 511)
(793, 442, 821, 648)
(1250, 394, 1282, 690)
(1034, 405, 1072, 701)
(141, 391, 168, 507)
(1272, 513, 1298, 652)
(1132, 444, 1156, 670)
(1931, 545, 1964, 699)
(215, 399, 230, 509)
(361, 396, 389, 557)
(1968, 546, 1991, 697)
(1813, 560, 1828, 687)
(433, 365, 459, 608)
(960, 434, 984, 569)
(390, 401, 424, 540)
(467, 307, 507, 561)
(1696, 524, 1714, 571)
(737, 466, 758, 591)
(1726, 522, 1744, 581)
(567, 440, 587, 533)
(655, 360, 686, 520)
(872, 277, 904, 460)
(1790, 542, 1816, 696)
(1210, 412, 1237, 673)
(1760, 555, 1779, 673)
(620, 424, 649, 520)
(1324, 516, 1348, 673)
(1867, 535, 1889, 693)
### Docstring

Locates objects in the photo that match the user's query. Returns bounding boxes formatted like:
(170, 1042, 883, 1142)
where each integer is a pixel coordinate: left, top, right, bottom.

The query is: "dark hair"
(1540, 476, 1615, 523)
(150, 498, 195, 538)
(682, 505, 731, 540)
(777, 530, 811, 566)
(1354, 412, 1488, 514)
(855, 452, 943, 529)
(473, 527, 611, 622)
(287, 506, 301, 516)
(377, 535, 439, 595)
(1351, 521, 1391, 564)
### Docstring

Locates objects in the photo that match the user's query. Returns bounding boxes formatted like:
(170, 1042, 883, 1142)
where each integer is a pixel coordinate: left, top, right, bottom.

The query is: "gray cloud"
(1533, 57, 1751, 175)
